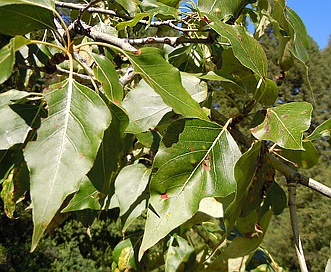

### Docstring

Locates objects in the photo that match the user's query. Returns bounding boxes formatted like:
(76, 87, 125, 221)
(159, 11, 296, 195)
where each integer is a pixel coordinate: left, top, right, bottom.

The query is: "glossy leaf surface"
(91, 53, 123, 103)
(0, 0, 55, 36)
(139, 119, 241, 258)
(205, 13, 268, 79)
(123, 73, 207, 133)
(61, 177, 101, 212)
(24, 79, 111, 251)
(126, 47, 208, 121)
(251, 102, 312, 150)
(198, 0, 255, 20)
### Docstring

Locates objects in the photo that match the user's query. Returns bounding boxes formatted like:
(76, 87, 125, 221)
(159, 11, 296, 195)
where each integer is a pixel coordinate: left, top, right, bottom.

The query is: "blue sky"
(285, 1, 331, 49)
(182, 1, 331, 49)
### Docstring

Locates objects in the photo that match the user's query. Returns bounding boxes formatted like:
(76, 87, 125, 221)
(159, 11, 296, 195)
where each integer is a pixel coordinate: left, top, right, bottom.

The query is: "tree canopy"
(0, 0, 331, 271)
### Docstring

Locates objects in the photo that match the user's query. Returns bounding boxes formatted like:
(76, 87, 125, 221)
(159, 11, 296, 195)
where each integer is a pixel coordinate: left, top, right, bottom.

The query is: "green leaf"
(157, 0, 182, 8)
(24, 79, 111, 252)
(0, 160, 29, 219)
(116, 13, 149, 30)
(123, 73, 208, 133)
(165, 234, 196, 272)
(306, 117, 331, 141)
(204, 13, 268, 78)
(280, 141, 319, 169)
(250, 102, 313, 150)
(224, 141, 262, 232)
(0, 36, 30, 84)
(254, 78, 278, 106)
(0, 42, 14, 84)
(206, 209, 273, 271)
(198, 0, 255, 20)
(112, 239, 136, 271)
(87, 102, 129, 195)
(262, 181, 286, 216)
(125, 47, 208, 121)
(141, 0, 179, 19)
(61, 176, 101, 213)
(114, 163, 151, 216)
(0, 1, 55, 36)
(139, 119, 241, 259)
(0, 0, 54, 10)
(90, 53, 123, 103)
(0, 90, 32, 149)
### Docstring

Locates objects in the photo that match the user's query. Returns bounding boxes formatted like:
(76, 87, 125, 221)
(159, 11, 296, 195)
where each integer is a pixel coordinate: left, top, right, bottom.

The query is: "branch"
(267, 153, 331, 199)
(288, 181, 308, 272)
(126, 36, 224, 47)
(73, 20, 140, 53)
(54, 1, 200, 32)
(55, 1, 119, 17)
(119, 66, 136, 87)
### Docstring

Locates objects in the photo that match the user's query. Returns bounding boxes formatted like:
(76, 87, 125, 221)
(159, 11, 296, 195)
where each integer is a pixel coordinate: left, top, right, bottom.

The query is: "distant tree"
(0, 0, 331, 271)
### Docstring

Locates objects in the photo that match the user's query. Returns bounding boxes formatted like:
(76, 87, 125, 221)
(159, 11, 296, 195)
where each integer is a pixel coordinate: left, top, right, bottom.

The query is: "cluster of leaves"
(1, 0, 331, 270)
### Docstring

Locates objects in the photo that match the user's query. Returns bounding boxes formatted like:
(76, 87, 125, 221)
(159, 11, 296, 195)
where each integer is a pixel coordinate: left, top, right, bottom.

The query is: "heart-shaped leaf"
(24, 79, 111, 251)
(251, 102, 312, 150)
(139, 119, 241, 259)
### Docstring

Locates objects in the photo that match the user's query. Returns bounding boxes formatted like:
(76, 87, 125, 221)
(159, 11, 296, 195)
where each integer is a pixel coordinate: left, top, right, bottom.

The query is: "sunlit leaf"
(0, 1, 55, 36)
(90, 53, 123, 103)
(250, 102, 312, 150)
(165, 234, 196, 272)
(139, 119, 241, 259)
(141, 0, 179, 19)
(280, 141, 319, 169)
(24, 79, 111, 251)
(254, 78, 278, 106)
(198, 0, 255, 20)
(204, 13, 268, 78)
(306, 117, 331, 141)
(61, 176, 101, 213)
(112, 239, 136, 271)
(125, 47, 208, 121)
(123, 73, 208, 133)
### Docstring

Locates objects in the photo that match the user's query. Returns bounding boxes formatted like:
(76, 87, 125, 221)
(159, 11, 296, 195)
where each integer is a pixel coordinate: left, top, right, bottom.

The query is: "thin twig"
(119, 66, 135, 87)
(126, 36, 215, 47)
(73, 20, 140, 53)
(267, 153, 331, 199)
(54, 1, 201, 32)
(288, 181, 308, 272)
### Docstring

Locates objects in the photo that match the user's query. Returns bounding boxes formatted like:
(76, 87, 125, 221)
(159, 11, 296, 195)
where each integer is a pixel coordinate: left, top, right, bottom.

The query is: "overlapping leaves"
(126, 47, 208, 121)
(139, 119, 241, 259)
(24, 78, 111, 251)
